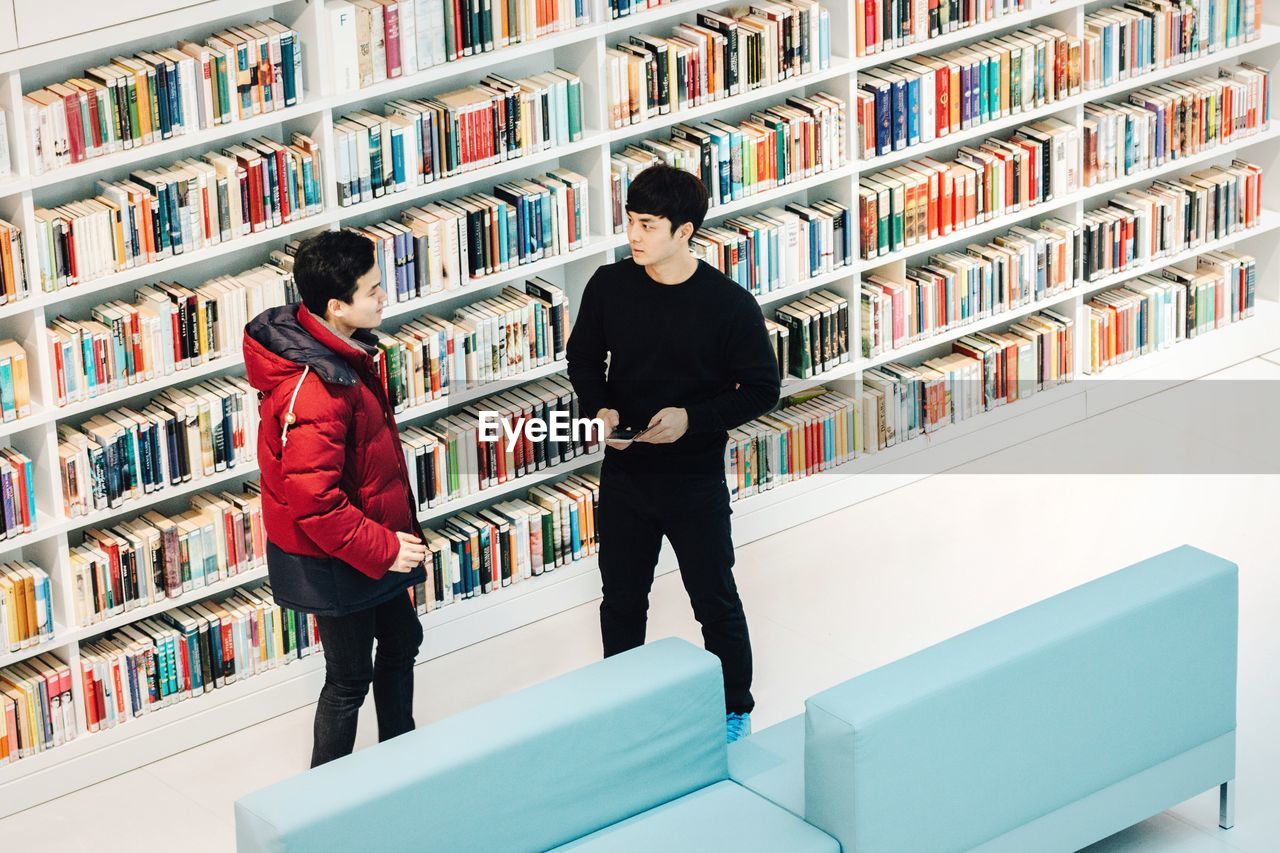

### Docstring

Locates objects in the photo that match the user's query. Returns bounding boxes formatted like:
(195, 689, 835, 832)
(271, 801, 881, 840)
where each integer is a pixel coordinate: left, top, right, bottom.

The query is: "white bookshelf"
(1, 0, 1279, 818)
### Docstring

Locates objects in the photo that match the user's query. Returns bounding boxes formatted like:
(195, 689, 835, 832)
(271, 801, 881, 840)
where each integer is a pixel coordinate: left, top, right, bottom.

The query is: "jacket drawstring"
(281, 365, 310, 448)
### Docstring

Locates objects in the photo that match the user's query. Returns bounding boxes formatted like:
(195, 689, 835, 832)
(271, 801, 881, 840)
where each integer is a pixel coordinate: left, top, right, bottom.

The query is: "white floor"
(5, 358, 1280, 852)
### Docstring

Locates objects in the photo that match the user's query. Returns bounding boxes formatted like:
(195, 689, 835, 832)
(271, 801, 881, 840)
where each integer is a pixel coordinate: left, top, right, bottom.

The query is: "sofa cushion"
(236, 637, 728, 853)
(728, 714, 805, 817)
(805, 544, 1238, 853)
(552, 780, 839, 852)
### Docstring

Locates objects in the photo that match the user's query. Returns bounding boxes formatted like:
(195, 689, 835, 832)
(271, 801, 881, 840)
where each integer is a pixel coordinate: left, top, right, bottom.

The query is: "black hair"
(624, 164, 709, 239)
(292, 230, 377, 318)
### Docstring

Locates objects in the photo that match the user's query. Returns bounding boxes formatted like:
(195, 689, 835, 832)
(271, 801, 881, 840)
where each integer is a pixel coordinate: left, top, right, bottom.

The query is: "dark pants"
(597, 463, 754, 714)
(311, 590, 424, 767)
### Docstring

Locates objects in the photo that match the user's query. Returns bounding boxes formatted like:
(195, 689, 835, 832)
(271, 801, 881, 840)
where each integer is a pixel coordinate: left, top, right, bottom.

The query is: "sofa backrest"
(803, 544, 1238, 852)
(235, 637, 728, 853)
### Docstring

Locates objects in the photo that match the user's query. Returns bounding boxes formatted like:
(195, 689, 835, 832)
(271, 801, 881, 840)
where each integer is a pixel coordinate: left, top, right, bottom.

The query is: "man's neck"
(319, 315, 357, 343)
(643, 249, 699, 285)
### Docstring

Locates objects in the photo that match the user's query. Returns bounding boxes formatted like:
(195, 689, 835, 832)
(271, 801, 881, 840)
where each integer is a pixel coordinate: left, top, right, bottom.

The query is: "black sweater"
(566, 258, 782, 476)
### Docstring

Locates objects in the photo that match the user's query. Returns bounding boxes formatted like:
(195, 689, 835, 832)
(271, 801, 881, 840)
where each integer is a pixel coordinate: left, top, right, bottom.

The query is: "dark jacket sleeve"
(565, 272, 612, 419)
(685, 294, 782, 434)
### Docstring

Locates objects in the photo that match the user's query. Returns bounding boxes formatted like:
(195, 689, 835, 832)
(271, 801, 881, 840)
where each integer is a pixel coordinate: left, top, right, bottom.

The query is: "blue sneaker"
(726, 712, 752, 744)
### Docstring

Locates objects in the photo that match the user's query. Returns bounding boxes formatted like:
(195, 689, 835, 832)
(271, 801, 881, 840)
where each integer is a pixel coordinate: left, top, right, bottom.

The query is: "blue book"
(958, 64, 972, 129)
(391, 131, 406, 190)
(862, 81, 892, 156)
(0, 360, 14, 422)
(906, 75, 920, 147)
(492, 200, 508, 268)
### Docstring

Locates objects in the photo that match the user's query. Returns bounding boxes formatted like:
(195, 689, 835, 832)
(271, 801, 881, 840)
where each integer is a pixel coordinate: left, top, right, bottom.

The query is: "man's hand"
(637, 407, 689, 444)
(391, 531, 428, 573)
(599, 408, 632, 450)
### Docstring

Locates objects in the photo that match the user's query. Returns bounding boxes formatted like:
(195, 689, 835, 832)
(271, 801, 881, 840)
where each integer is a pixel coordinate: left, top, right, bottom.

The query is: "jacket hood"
(243, 304, 378, 393)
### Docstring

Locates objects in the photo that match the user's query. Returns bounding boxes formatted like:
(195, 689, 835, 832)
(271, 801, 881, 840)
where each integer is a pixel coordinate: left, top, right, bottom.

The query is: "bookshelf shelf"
(2, 0, 1279, 822)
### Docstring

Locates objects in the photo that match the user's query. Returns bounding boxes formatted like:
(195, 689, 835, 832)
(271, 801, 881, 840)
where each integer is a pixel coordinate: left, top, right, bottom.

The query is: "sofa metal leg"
(1219, 780, 1235, 830)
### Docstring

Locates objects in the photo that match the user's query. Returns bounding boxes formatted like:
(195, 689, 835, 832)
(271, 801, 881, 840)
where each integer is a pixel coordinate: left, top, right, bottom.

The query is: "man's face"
(627, 211, 690, 265)
(327, 264, 386, 330)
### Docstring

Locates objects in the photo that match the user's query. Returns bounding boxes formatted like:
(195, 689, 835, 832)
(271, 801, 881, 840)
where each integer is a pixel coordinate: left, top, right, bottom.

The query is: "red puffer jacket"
(243, 303, 425, 616)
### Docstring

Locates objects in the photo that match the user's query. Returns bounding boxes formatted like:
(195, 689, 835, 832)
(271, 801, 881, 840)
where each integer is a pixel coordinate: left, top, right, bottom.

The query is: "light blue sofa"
(235, 637, 838, 852)
(730, 544, 1239, 852)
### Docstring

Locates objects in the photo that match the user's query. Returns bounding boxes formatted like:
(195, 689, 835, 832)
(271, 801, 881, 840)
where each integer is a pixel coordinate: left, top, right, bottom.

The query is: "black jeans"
(597, 463, 754, 714)
(311, 590, 424, 767)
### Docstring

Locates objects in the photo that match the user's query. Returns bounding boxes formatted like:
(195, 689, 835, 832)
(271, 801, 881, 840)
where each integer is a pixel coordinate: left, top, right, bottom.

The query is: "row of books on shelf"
(24, 19, 303, 176)
(57, 378, 259, 518)
(862, 218, 1081, 358)
(767, 289, 852, 380)
(0, 654, 74, 764)
(1079, 160, 1263, 280)
(72, 488, 265, 628)
(854, 0, 1026, 57)
(856, 23, 1082, 159)
(410, 470, 599, 609)
(1082, 66, 1270, 187)
(327, 0, 591, 94)
(403, 375, 596, 512)
(79, 580, 317, 735)
(728, 311, 1075, 495)
(376, 278, 570, 412)
(604, 1, 832, 127)
(45, 261, 297, 407)
(333, 70, 584, 205)
(688, 198, 853, 295)
(347, 170, 590, 305)
(33, 133, 323, 293)
(612, 90, 847, 213)
(0, 563, 52, 653)
(1084, 0, 1262, 89)
(1085, 250, 1257, 373)
(858, 117, 1080, 260)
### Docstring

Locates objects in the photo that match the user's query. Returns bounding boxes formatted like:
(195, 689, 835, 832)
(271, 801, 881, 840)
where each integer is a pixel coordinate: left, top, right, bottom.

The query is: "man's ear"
(326, 297, 346, 319)
(675, 221, 694, 243)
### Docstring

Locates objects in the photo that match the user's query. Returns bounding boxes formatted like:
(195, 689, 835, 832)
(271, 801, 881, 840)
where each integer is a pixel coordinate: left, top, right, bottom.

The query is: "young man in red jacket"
(244, 230, 428, 767)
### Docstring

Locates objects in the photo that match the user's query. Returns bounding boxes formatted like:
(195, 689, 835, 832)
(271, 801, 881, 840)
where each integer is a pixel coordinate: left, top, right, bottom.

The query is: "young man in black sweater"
(566, 164, 781, 743)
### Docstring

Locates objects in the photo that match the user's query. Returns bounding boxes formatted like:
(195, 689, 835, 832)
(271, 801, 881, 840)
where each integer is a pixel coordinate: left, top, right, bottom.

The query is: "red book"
(383, 2, 402, 79)
(451, 0, 465, 61)
(59, 90, 85, 164)
(865, 0, 877, 54)
(80, 660, 100, 732)
(84, 87, 103, 152)
(109, 657, 126, 717)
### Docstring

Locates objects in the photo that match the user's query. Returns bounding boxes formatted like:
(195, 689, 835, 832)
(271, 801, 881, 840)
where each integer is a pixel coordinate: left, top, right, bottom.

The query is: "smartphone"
(608, 426, 647, 443)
